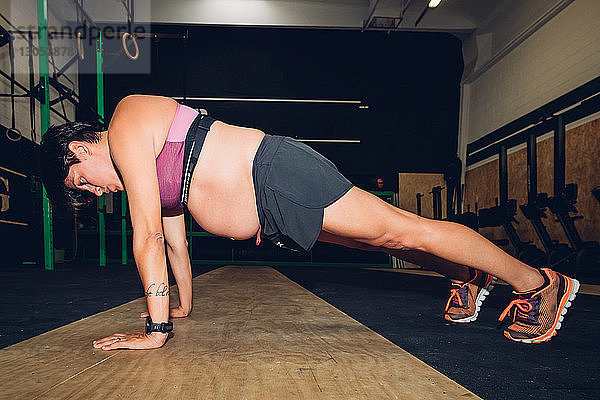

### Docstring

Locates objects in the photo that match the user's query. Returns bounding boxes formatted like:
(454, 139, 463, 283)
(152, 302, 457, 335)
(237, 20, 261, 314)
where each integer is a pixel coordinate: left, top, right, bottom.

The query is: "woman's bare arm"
(141, 211, 193, 318)
(93, 96, 174, 350)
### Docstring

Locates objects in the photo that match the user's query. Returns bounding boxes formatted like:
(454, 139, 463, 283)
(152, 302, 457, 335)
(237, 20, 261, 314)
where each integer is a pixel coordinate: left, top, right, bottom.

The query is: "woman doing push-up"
(39, 95, 579, 350)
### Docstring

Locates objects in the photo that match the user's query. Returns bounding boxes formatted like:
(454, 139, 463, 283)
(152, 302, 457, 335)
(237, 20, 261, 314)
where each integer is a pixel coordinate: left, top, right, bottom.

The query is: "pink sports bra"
(155, 104, 199, 211)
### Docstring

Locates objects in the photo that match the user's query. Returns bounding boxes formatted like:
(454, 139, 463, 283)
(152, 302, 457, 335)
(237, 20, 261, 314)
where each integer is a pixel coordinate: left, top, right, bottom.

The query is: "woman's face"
(64, 141, 123, 196)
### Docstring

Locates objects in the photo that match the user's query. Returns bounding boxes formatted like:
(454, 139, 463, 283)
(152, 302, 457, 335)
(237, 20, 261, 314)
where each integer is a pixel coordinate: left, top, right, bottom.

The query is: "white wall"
(0, 0, 79, 143)
(459, 0, 600, 158)
(475, 0, 570, 69)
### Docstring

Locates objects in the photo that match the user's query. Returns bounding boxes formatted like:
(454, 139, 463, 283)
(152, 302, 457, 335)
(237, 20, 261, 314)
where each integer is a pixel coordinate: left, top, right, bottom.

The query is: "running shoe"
(444, 270, 496, 323)
(499, 268, 580, 343)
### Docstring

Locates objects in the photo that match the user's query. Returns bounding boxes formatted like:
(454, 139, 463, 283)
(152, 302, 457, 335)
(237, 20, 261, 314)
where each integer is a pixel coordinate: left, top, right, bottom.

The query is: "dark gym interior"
(1, 1, 599, 399)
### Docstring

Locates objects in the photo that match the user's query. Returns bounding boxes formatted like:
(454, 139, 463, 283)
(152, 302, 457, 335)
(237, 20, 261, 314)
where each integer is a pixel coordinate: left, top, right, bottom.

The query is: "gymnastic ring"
(5, 127, 22, 142)
(122, 32, 140, 61)
(77, 31, 85, 60)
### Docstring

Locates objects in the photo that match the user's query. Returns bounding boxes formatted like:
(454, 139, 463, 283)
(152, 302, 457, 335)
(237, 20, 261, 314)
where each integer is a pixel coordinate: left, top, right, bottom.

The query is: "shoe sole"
(446, 277, 496, 323)
(505, 275, 580, 343)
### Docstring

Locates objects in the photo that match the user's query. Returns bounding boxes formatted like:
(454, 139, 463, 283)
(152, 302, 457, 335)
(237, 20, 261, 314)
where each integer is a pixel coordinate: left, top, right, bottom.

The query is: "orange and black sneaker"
(444, 270, 496, 323)
(498, 268, 580, 343)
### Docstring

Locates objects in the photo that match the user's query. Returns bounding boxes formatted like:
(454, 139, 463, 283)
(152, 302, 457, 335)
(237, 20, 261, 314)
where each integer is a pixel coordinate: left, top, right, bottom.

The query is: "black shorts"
(252, 135, 354, 252)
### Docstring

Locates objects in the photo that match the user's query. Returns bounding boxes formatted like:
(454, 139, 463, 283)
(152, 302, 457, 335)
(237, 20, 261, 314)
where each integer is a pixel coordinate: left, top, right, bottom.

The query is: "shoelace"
(445, 284, 469, 311)
(498, 296, 540, 325)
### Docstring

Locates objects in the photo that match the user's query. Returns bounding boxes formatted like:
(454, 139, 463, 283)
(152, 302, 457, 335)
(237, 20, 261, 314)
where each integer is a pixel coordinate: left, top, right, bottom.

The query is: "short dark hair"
(39, 122, 103, 212)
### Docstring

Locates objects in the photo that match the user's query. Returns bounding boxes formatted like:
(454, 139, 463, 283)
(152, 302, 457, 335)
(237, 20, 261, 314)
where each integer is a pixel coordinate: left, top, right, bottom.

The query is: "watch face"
(145, 316, 152, 334)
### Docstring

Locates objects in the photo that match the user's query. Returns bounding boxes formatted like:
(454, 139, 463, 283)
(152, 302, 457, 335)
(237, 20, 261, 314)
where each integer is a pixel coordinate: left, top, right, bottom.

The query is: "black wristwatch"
(145, 316, 173, 334)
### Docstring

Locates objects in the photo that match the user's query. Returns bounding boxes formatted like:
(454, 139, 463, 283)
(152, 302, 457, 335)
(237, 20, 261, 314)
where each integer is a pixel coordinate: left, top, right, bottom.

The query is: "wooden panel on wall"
(463, 160, 507, 247)
(398, 173, 446, 219)
(464, 118, 600, 254)
(564, 118, 600, 241)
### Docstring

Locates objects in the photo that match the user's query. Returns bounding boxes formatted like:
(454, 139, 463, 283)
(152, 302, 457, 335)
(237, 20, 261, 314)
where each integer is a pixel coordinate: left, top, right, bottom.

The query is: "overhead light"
(366, 16, 402, 30)
(428, 0, 442, 7)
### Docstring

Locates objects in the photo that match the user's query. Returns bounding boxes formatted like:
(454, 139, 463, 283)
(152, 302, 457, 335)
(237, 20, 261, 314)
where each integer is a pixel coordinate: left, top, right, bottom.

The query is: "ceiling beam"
(362, 0, 382, 31)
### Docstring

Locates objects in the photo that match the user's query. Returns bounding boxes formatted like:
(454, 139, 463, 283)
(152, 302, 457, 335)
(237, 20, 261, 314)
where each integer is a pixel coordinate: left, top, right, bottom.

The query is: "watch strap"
(145, 316, 173, 334)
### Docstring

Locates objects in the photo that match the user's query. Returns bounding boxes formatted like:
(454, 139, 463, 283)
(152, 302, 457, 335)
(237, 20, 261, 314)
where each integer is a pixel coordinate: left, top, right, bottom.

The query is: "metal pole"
(554, 115, 566, 196)
(499, 144, 508, 205)
(121, 192, 127, 265)
(97, 36, 106, 267)
(38, 0, 54, 270)
(526, 133, 537, 204)
(68, 0, 101, 30)
(28, 31, 36, 142)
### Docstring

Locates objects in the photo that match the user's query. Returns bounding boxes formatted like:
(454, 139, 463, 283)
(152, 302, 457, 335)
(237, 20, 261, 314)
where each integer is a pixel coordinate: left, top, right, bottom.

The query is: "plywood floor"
(0, 266, 480, 399)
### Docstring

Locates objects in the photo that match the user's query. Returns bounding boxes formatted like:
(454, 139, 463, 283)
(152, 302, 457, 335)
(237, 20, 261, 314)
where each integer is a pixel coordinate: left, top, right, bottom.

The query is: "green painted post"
(38, 0, 53, 270)
(96, 36, 106, 267)
(121, 192, 127, 265)
(96, 36, 105, 123)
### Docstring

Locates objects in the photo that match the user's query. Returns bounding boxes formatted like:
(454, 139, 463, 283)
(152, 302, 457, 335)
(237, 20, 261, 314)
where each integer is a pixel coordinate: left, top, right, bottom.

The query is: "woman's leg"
(322, 187, 543, 292)
(317, 231, 472, 282)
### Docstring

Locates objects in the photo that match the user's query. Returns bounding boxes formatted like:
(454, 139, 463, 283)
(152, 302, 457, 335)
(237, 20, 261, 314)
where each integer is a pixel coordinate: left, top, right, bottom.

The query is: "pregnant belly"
(185, 120, 264, 240)
(186, 180, 260, 240)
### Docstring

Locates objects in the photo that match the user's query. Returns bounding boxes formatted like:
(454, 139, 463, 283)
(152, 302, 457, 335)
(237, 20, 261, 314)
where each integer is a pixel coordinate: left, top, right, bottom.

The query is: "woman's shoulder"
(108, 95, 178, 154)
(110, 95, 177, 128)
(115, 94, 178, 110)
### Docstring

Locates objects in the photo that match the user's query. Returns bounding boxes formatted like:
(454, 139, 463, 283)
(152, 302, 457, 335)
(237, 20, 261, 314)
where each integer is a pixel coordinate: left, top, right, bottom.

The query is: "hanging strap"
(6, 30, 21, 142)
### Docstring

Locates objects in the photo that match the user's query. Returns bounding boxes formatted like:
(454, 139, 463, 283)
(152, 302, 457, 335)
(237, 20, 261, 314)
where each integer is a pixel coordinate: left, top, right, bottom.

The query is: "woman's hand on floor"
(92, 331, 167, 351)
(140, 305, 190, 319)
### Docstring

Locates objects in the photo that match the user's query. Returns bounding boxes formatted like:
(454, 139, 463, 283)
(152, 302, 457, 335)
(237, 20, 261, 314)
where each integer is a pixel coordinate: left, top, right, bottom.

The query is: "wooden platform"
(0, 266, 479, 399)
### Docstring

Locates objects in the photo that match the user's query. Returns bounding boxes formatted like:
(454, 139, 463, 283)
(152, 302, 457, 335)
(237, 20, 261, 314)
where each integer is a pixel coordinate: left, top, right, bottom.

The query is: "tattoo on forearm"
(145, 282, 169, 297)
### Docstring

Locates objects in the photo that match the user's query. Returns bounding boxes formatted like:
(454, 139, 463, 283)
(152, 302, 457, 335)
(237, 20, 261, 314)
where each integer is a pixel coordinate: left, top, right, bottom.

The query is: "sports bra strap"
(180, 115, 217, 206)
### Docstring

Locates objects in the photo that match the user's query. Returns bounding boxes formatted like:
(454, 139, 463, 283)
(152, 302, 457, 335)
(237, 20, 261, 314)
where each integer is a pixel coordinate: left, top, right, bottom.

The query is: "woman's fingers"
(92, 333, 132, 349)
(99, 335, 134, 351)
(92, 336, 115, 348)
(92, 332, 165, 351)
